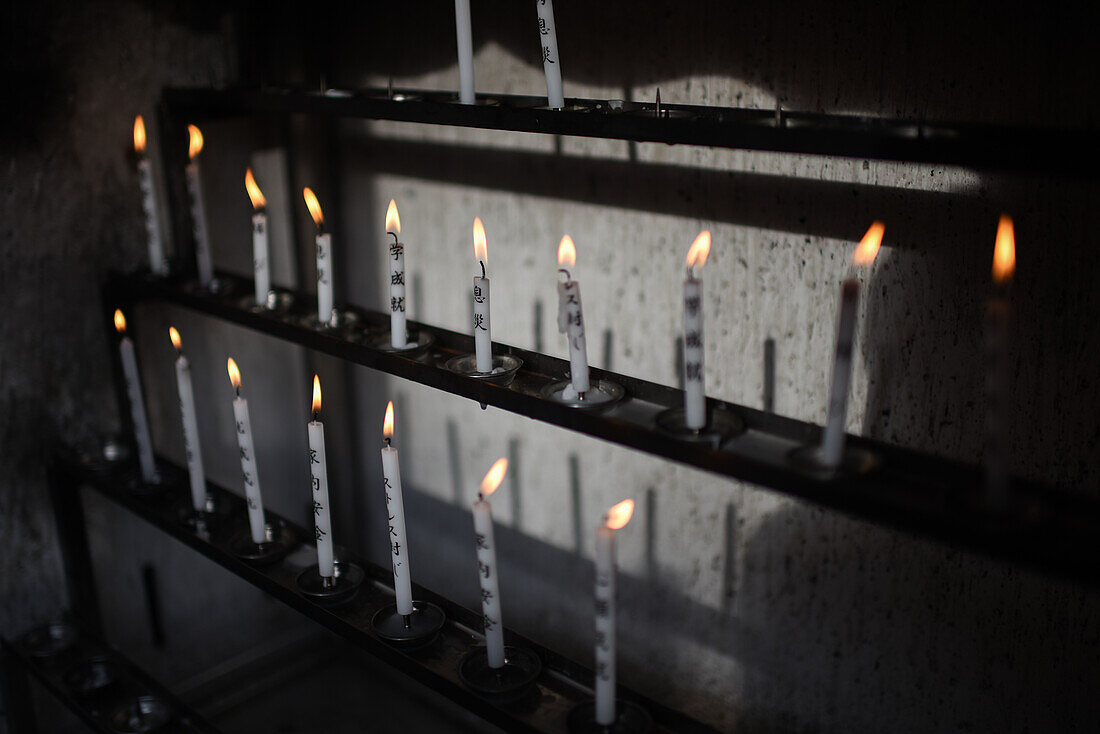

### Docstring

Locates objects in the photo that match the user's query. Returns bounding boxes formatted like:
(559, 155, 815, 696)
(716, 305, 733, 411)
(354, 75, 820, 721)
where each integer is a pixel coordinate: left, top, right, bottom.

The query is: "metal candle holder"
(444, 354, 523, 385)
(567, 700, 652, 733)
(296, 560, 365, 606)
(228, 521, 295, 566)
(62, 654, 121, 698)
(371, 600, 446, 646)
(457, 645, 542, 701)
(65, 436, 131, 474)
(367, 330, 436, 358)
(238, 290, 294, 314)
(299, 308, 360, 333)
(20, 622, 79, 659)
(787, 443, 881, 480)
(108, 694, 173, 733)
(541, 379, 624, 411)
(123, 460, 185, 497)
(654, 405, 745, 446)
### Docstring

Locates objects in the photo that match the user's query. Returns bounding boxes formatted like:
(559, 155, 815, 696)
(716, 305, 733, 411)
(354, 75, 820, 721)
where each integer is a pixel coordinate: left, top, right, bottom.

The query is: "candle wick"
(478, 491, 483, 501)
(313, 411, 319, 422)
(389, 232, 400, 246)
(235, 386, 240, 398)
(384, 437, 391, 447)
(557, 267, 571, 281)
(479, 260, 486, 279)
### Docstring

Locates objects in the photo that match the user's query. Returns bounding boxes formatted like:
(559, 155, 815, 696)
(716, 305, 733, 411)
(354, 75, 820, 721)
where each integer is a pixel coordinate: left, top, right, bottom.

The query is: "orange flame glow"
(557, 235, 576, 269)
(187, 125, 204, 160)
(993, 214, 1016, 285)
(686, 230, 711, 270)
(473, 217, 487, 264)
(852, 221, 885, 267)
(133, 116, 146, 154)
(605, 498, 635, 530)
(113, 309, 127, 334)
(386, 199, 401, 234)
(245, 168, 266, 210)
(227, 358, 241, 390)
(169, 327, 182, 350)
(383, 401, 395, 439)
(480, 458, 508, 497)
(312, 375, 322, 415)
(303, 187, 324, 227)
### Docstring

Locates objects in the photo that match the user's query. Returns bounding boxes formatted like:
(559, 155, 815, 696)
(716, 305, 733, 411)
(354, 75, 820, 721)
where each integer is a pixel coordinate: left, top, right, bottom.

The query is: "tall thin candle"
(472, 458, 509, 668)
(556, 235, 589, 397)
(245, 169, 270, 307)
(307, 375, 335, 581)
(534, 0, 564, 108)
(455, 0, 475, 103)
(133, 116, 166, 275)
(986, 215, 1015, 500)
(381, 402, 414, 614)
(303, 188, 334, 325)
(386, 200, 407, 348)
(169, 328, 207, 512)
(683, 231, 712, 429)
(113, 310, 157, 483)
(472, 217, 492, 372)
(227, 358, 267, 544)
(185, 125, 214, 288)
(594, 498, 635, 725)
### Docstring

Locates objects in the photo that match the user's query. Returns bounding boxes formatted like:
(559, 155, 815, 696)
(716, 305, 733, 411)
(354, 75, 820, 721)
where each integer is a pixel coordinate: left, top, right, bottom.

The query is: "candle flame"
(312, 374, 322, 415)
(227, 357, 241, 390)
(557, 235, 576, 269)
(386, 199, 401, 234)
(113, 309, 127, 334)
(685, 230, 711, 270)
(302, 187, 324, 227)
(133, 116, 146, 153)
(383, 401, 395, 439)
(473, 217, 487, 264)
(245, 168, 266, 210)
(169, 326, 182, 350)
(851, 221, 885, 267)
(992, 214, 1016, 284)
(480, 457, 508, 497)
(605, 498, 635, 530)
(187, 124, 204, 159)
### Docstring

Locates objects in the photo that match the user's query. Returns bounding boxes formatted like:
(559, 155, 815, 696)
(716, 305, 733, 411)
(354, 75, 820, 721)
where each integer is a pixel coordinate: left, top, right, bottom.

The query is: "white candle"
(133, 116, 166, 276)
(595, 498, 634, 726)
(169, 328, 207, 512)
(986, 215, 1016, 498)
(227, 358, 267, 544)
(472, 217, 493, 372)
(308, 375, 335, 580)
(820, 222, 885, 468)
(185, 125, 214, 288)
(114, 310, 156, 483)
(473, 458, 509, 668)
(245, 169, 270, 307)
(534, 0, 564, 108)
(386, 199, 407, 348)
(381, 402, 414, 615)
(303, 188, 334, 325)
(683, 231, 711, 429)
(556, 235, 590, 396)
(454, 0, 475, 104)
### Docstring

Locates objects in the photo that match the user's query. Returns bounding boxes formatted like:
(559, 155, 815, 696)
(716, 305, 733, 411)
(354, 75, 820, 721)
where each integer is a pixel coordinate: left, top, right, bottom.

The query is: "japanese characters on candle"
(557, 235, 590, 397)
(986, 215, 1016, 498)
(303, 187, 334, 325)
(381, 402, 414, 615)
(245, 169, 270, 307)
(114, 310, 157, 483)
(472, 217, 493, 372)
(227, 358, 267, 545)
(386, 200, 408, 348)
(472, 458, 509, 668)
(133, 116, 166, 275)
(820, 222, 885, 468)
(595, 498, 634, 726)
(169, 328, 207, 512)
(534, 0, 564, 108)
(683, 231, 712, 429)
(308, 375, 335, 582)
(185, 125, 214, 288)
(454, 0, 475, 104)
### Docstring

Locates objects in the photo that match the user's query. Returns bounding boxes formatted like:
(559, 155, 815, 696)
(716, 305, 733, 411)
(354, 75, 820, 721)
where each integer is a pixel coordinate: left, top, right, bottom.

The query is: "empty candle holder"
(20, 622, 79, 659)
(367, 330, 436, 358)
(444, 354, 523, 386)
(655, 405, 745, 446)
(237, 290, 294, 314)
(567, 700, 652, 733)
(541, 379, 624, 411)
(787, 443, 881, 480)
(457, 645, 542, 701)
(62, 435, 130, 475)
(62, 654, 121, 698)
(228, 520, 295, 566)
(296, 560, 364, 606)
(371, 600, 446, 646)
(109, 694, 173, 733)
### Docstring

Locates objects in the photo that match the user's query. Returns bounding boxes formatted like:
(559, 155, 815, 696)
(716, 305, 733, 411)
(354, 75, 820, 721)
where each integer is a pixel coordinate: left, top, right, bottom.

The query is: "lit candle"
(307, 375, 335, 581)
(381, 402, 413, 614)
(303, 188, 334, 325)
(133, 116, 166, 276)
(472, 217, 492, 372)
(113, 310, 157, 483)
(386, 200, 407, 348)
(227, 358, 267, 544)
(556, 235, 589, 397)
(820, 222, 885, 468)
(534, 0, 564, 109)
(986, 214, 1016, 498)
(472, 458, 509, 668)
(185, 125, 214, 288)
(455, 0, 475, 104)
(682, 231, 712, 429)
(169, 328, 207, 512)
(595, 498, 635, 725)
(245, 169, 270, 307)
